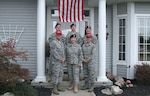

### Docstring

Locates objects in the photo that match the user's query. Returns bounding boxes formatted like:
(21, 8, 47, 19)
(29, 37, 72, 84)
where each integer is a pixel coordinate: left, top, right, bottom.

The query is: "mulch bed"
(35, 87, 52, 96)
(94, 84, 150, 96)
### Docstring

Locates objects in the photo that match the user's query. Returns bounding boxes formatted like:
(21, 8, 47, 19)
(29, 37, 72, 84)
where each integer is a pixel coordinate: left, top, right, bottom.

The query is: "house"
(0, 0, 150, 83)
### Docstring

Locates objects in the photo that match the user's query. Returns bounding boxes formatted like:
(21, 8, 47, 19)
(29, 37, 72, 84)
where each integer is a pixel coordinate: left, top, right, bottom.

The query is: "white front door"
(46, 8, 94, 40)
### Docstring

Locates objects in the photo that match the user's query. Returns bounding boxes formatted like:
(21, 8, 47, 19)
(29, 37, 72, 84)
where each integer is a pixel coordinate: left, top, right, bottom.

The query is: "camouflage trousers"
(51, 62, 64, 85)
(83, 63, 96, 84)
(67, 64, 80, 84)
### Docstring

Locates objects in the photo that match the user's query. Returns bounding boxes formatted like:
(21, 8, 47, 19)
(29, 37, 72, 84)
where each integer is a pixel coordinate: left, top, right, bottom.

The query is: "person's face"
(70, 37, 76, 44)
(86, 38, 92, 43)
(56, 34, 62, 40)
(71, 25, 76, 31)
(86, 28, 91, 34)
(55, 25, 61, 31)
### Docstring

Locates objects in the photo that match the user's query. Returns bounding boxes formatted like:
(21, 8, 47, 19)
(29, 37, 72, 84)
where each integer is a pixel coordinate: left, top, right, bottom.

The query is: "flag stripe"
(82, 0, 84, 20)
(58, 0, 60, 21)
(58, 0, 84, 22)
(74, 0, 77, 22)
(78, 0, 80, 21)
(66, 0, 69, 22)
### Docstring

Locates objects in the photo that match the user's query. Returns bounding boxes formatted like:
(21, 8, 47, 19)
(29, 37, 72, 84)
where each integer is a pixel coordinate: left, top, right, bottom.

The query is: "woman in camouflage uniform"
(82, 26, 97, 45)
(82, 33, 96, 92)
(65, 24, 82, 45)
(66, 34, 83, 93)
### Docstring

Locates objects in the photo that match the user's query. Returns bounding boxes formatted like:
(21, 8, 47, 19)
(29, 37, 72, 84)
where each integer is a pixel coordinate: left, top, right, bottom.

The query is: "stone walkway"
(51, 90, 96, 96)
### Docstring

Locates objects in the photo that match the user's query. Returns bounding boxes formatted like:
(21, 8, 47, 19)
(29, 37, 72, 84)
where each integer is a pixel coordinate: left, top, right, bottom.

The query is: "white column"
(33, 0, 46, 82)
(97, 0, 109, 82)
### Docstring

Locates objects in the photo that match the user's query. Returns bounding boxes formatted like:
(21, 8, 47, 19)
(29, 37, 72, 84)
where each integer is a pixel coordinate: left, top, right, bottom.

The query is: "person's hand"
(77, 64, 81, 67)
(83, 59, 88, 64)
(60, 58, 65, 63)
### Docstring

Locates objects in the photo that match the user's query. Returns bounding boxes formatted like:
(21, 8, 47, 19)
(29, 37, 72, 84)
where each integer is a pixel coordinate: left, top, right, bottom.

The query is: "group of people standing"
(49, 23, 97, 95)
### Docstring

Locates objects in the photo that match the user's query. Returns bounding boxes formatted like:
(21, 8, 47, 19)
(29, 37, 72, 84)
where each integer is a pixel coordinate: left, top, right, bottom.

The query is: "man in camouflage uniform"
(48, 23, 65, 80)
(66, 34, 83, 93)
(81, 33, 96, 92)
(49, 23, 66, 46)
(50, 30, 65, 95)
(65, 24, 83, 45)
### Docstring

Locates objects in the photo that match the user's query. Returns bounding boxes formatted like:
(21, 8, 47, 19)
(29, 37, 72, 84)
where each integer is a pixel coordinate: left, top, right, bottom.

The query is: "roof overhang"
(46, 0, 150, 7)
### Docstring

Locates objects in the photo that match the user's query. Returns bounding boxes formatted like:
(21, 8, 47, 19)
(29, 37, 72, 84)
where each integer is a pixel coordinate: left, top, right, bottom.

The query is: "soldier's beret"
(55, 23, 61, 28)
(56, 30, 62, 35)
(70, 23, 76, 28)
(70, 34, 76, 39)
(86, 33, 92, 38)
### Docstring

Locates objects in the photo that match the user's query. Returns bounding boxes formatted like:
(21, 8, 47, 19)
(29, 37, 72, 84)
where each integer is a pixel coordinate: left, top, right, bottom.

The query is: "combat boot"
(68, 84, 74, 90)
(81, 81, 90, 90)
(53, 84, 60, 95)
(57, 83, 65, 92)
(74, 84, 79, 93)
(88, 83, 94, 92)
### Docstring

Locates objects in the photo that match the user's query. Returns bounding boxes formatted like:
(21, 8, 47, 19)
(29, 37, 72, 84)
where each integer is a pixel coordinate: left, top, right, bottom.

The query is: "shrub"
(135, 63, 150, 85)
(0, 39, 29, 86)
(0, 39, 37, 96)
(0, 83, 38, 96)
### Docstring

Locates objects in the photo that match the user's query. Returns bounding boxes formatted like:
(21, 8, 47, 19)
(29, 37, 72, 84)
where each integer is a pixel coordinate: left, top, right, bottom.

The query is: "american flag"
(58, 0, 84, 22)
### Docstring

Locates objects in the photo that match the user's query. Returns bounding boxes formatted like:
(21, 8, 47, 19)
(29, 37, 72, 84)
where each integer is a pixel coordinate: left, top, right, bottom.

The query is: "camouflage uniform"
(82, 34, 97, 45)
(66, 44, 83, 84)
(65, 31, 83, 45)
(50, 39, 65, 85)
(48, 32, 66, 76)
(82, 42, 96, 90)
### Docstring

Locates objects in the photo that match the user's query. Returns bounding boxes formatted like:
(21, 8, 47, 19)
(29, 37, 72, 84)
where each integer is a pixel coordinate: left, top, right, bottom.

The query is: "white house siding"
(135, 2, 150, 14)
(0, 0, 37, 79)
(94, 5, 113, 76)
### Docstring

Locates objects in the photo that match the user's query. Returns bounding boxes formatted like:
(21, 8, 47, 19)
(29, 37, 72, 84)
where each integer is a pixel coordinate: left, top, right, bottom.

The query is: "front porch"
(32, 0, 111, 85)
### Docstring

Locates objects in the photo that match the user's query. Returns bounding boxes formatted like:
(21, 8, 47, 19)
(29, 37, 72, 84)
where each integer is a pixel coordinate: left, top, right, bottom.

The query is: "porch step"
(31, 73, 113, 88)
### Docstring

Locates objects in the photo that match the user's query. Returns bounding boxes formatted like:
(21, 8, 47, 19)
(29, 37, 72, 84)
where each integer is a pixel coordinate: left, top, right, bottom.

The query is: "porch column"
(97, 0, 109, 82)
(34, 0, 46, 82)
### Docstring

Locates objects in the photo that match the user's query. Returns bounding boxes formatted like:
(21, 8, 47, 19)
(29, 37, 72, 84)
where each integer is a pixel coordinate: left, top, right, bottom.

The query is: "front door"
(46, 7, 93, 79)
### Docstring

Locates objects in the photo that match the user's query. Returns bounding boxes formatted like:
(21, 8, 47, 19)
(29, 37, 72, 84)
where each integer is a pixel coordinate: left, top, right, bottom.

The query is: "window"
(119, 19, 126, 60)
(51, 9, 90, 17)
(138, 18, 150, 61)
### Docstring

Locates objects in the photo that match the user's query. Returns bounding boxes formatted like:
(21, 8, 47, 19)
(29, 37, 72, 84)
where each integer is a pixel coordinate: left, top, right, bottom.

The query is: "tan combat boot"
(68, 84, 74, 90)
(57, 83, 65, 92)
(74, 84, 79, 93)
(53, 84, 60, 95)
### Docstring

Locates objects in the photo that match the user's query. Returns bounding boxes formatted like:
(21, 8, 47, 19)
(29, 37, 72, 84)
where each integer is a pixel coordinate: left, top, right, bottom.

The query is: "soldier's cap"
(70, 23, 76, 28)
(56, 30, 62, 35)
(70, 34, 76, 39)
(86, 33, 92, 38)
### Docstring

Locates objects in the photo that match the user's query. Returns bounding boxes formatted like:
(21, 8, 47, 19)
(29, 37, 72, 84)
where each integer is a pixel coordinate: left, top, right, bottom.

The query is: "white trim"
(126, 2, 137, 79)
(117, 14, 127, 17)
(112, 4, 118, 76)
(135, 14, 150, 17)
(90, 8, 94, 34)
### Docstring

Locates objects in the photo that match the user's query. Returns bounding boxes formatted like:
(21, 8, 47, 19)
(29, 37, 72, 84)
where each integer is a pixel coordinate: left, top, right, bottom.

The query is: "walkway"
(51, 90, 96, 96)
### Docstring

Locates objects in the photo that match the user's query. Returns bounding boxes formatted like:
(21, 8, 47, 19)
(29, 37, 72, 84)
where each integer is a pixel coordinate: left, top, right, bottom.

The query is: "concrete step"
(31, 73, 113, 88)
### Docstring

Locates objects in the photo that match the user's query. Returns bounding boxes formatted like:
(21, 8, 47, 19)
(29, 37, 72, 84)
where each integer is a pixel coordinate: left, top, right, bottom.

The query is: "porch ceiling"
(89, 0, 150, 6)
(46, 0, 150, 6)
